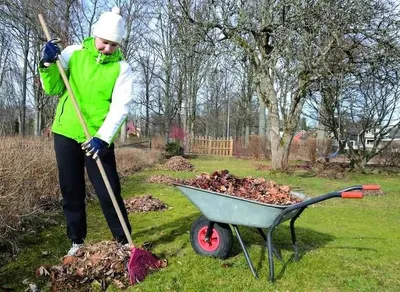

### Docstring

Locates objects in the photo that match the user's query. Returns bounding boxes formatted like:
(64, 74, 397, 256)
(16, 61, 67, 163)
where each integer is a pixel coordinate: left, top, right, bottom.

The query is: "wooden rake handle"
(38, 14, 134, 247)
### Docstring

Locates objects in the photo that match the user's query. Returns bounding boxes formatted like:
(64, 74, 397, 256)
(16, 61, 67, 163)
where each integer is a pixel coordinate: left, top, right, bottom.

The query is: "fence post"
(230, 136, 233, 156)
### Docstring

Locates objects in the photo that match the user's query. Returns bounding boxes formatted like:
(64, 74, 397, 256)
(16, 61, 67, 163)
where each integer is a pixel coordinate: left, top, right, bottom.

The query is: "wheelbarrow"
(174, 183, 380, 281)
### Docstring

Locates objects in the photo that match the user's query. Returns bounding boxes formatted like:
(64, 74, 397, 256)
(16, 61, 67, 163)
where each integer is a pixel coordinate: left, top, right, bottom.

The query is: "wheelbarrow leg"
(266, 227, 276, 282)
(232, 225, 258, 279)
(204, 221, 215, 242)
(257, 228, 283, 262)
(289, 207, 306, 261)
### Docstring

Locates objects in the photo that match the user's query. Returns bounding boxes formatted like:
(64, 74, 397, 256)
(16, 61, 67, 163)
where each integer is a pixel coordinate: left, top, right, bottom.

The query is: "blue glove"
(42, 38, 61, 63)
(81, 137, 108, 160)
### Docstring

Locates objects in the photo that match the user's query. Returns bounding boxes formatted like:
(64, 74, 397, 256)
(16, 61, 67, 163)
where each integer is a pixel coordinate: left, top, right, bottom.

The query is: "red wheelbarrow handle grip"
(362, 184, 380, 191)
(341, 191, 363, 199)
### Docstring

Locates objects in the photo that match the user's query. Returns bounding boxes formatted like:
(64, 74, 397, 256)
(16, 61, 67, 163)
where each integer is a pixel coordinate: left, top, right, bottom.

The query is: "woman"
(39, 7, 133, 256)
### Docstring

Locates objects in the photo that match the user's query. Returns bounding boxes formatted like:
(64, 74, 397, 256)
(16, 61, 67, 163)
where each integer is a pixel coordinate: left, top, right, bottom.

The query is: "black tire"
(190, 215, 233, 259)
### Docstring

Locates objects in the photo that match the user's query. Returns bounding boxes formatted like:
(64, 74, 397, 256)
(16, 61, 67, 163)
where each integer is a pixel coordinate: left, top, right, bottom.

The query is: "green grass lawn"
(1, 156, 400, 291)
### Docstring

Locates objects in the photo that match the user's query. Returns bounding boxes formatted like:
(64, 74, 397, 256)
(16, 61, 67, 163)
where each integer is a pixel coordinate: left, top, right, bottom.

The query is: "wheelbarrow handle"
(285, 186, 372, 212)
(338, 184, 380, 192)
(362, 184, 380, 191)
(341, 191, 363, 199)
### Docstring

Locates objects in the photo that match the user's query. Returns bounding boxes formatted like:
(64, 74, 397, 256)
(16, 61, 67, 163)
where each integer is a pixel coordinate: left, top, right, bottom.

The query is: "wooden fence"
(188, 136, 233, 156)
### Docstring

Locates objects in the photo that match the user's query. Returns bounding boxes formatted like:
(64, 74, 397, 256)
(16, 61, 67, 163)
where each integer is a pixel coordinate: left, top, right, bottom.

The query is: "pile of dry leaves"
(48, 241, 132, 290)
(124, 194, 168, 213)
(184, 170, 302, 205)
(146, 174, 184, 185)
(44, 241, 167, 291)
(164, 156, 194, 171)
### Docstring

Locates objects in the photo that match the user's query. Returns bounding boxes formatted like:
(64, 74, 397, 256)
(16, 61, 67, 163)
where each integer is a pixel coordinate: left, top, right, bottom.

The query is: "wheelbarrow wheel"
(190, 215, 233, 259)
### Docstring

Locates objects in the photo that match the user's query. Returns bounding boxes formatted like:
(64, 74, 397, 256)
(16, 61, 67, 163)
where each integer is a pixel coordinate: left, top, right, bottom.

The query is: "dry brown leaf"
(36, 266, 50, 276)
(62, 256, 77, 266)
(89, 252, 102, 265)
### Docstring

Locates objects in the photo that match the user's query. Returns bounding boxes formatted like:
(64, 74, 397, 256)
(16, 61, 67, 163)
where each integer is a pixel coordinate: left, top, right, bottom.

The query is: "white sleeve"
(95, 61, 134, 144)
(59, 45, 82, 69)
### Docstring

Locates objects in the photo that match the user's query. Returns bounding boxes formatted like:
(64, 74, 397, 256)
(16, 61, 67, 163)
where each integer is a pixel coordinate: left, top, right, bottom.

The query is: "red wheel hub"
(197, 226, 220, 251)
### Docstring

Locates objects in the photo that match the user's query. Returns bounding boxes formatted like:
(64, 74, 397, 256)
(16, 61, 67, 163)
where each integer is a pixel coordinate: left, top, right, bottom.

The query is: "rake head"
(128, 247, 163, 284)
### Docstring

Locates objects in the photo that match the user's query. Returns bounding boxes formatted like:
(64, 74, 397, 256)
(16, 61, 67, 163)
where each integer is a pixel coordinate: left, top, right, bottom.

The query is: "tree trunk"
(34, 107, 41, 136)
(349, 156, 367, 173)
(268, 98, 285, 169)
(20, 28, 29, 137)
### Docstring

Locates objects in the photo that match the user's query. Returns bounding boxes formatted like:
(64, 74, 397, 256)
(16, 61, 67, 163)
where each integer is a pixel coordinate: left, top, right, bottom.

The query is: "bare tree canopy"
(175, 0, 400, 169)
(0, 0, 399, 170)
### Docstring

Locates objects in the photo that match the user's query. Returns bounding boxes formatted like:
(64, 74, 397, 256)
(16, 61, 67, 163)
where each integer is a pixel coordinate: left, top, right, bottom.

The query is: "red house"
(126, 121, 140, 137)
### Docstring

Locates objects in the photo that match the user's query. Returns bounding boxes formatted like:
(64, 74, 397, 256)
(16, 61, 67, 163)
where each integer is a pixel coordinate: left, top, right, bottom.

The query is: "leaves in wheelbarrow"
(47, 241, 167, 291)
(184, 170, 302, 205)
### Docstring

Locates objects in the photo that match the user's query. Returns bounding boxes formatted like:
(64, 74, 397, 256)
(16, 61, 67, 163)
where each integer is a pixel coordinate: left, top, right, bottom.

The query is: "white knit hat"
(93, 7, 125, 44)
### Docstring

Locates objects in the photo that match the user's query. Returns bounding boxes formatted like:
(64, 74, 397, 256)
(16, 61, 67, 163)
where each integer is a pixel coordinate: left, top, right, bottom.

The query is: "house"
(341, 125, 400, 151)
(126, 121, 141, 137)
(292, 130, 306, 142)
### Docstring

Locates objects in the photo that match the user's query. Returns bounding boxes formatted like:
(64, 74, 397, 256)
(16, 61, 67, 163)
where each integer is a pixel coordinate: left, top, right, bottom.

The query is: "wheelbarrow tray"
(174, 184, 310, 229)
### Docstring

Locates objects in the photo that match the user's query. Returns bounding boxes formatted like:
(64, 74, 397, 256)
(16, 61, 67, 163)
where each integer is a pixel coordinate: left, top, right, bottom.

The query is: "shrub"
(233, 136, 250, 157)
(151, 134, 166, 150)
(0, 137, 59, 253)
(169, 125, 185, 142)
(0, 136, 161, 257)
(115, 148, 162, 177)
(305, 138, 317, 163)
(248, 135, 262, 159)
(376, 141, 400, 167)
(165, 141, 184, 158)
(289, 139, 301, 159)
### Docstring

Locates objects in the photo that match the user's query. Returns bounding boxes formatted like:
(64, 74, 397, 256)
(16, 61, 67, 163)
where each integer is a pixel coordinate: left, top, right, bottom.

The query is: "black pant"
(54, 133, 131, 244)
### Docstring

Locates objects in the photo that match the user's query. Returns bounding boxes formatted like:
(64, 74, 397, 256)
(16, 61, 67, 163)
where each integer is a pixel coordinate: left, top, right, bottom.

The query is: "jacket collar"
(83, 37, 124, 64)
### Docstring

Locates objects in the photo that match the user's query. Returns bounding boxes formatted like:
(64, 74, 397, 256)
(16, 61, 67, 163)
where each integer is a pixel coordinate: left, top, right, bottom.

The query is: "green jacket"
(39, 37, 134, 144)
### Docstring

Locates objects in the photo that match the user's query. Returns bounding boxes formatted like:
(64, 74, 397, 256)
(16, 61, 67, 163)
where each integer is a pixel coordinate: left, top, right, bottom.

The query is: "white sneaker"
(67, 242, 84, 256)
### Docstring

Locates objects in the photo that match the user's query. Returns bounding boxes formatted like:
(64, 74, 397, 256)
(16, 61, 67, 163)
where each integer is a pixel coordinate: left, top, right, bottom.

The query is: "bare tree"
(306, 0, 400, 171)
(136, 53, 158, 137)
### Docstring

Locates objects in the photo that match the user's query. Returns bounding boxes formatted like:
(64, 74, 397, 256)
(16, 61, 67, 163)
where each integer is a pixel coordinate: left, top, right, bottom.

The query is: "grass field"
(1, 156, 399, 291)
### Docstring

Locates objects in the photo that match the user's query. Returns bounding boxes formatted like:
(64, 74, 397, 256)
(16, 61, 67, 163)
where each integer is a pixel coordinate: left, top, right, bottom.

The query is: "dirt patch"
(254, 163, 272, 171)
(363, 190, 386, 196)
(164, 156, 194, 171)
(293, 162, 348, 179)
(313, 162, 348, 179)
(124, 195, 168, 213)
(183, 170, 302, 205)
